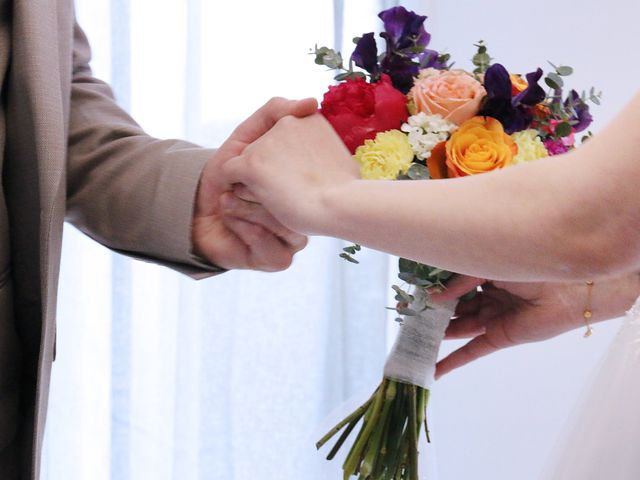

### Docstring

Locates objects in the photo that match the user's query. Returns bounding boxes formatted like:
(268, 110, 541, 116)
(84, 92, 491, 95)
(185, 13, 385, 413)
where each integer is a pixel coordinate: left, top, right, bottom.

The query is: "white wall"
(397, 1, 640, 479)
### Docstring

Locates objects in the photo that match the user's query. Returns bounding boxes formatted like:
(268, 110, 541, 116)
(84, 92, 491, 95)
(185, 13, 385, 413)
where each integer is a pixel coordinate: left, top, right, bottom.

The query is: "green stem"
(361, 381, 397, 477)
(343, 379, 389, 479)
(384, 426, 407, 480)
(423, 389, 431, 443)
(408, 386, 419, 480)
(317, 395, 375, 450)
(327, 408, 366, 461)
(373, 383, 399, 478)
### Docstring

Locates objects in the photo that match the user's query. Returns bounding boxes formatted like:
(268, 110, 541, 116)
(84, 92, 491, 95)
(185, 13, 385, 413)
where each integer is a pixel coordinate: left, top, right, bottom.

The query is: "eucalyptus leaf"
(544, 77, 560, 90)
(547, 72, 564, 88)
(407, 163, 430, 180)
(392, 285, 414, 303)
(398, 272, 418, 284)
(339, 253, 360, 264)
(556, 65, 573, 76)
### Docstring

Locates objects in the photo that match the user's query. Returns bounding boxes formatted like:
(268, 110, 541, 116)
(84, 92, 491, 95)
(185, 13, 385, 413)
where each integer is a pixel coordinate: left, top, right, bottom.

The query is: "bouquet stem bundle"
(317, 291, 454, 479)
(317, 379, 430, 480)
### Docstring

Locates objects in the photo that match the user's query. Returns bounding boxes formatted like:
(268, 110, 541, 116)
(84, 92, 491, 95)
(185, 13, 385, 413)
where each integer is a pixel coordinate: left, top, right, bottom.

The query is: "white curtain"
(41, 1, 393, 479)
(41, 0, 640, 479)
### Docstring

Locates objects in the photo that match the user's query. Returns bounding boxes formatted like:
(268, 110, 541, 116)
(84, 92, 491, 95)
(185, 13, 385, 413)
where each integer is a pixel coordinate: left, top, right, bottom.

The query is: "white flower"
(401, 113, 457, 160)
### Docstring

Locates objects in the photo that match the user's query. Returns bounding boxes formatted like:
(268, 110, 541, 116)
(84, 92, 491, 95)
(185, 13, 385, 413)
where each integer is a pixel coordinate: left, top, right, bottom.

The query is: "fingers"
(222, 153, 250, 188)
(445, 314, 487, 339)
(232, 184, 258, 204)
(223, 217, 297, 272)
(229, 97, 318, 145)
(429, 275, 484, 302)
(435, 334, 499, 379)
(219, 192, 308, 250)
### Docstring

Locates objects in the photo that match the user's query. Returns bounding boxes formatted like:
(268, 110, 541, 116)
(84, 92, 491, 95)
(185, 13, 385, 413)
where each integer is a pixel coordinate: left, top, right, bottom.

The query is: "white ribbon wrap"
(383, 289, 456, 389)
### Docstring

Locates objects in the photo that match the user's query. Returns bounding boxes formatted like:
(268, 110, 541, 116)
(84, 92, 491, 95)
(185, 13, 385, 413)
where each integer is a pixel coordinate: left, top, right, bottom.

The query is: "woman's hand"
(222, 113, 360, 235)
(432, 273, 640, 378)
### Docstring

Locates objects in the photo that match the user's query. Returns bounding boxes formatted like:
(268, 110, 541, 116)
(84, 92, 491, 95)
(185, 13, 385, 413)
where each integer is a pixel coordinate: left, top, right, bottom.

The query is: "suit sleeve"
(65, 22, 222, 278)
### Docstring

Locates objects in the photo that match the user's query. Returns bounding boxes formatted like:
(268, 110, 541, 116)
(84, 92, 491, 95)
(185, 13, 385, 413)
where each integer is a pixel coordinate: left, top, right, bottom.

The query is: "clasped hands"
(192, 96, 356, 273)
(190, 96, 640, 378)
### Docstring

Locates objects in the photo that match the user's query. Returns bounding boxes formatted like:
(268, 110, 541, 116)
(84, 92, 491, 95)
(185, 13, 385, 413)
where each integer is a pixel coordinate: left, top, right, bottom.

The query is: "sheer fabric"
(544, 299, 640, 480)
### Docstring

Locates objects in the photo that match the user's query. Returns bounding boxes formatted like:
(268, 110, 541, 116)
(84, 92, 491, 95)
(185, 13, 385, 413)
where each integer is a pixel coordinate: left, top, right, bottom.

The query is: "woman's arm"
(225, 92, 640, 282)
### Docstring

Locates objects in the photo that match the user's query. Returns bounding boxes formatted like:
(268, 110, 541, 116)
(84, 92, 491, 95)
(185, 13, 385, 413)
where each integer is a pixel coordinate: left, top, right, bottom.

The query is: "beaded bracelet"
(583, 281, 594, 338)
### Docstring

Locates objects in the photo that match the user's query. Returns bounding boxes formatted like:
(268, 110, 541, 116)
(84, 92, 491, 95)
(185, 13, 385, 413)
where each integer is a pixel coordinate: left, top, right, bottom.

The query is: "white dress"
(544, 298, 640, 479)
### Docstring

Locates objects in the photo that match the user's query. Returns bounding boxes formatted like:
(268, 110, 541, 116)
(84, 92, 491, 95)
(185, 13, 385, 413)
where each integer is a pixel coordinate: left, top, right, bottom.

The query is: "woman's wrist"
(585, 273, 640, 327)
(314, 179, 362, 238)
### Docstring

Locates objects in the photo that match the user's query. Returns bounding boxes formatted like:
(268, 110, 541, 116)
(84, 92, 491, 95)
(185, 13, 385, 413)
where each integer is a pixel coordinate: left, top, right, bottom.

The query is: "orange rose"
(430, 116, 517, 178)
(408, 69, 486, 125)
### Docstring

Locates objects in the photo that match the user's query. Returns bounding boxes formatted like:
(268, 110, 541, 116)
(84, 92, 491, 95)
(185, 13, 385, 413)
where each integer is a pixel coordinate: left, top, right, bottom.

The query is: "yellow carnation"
(354, 130, 414, 180)
(511, 129, 548, 164)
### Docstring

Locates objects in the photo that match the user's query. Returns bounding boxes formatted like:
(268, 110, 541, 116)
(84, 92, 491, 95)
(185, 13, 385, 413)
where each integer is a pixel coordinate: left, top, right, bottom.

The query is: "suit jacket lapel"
(6, 1, 69, 477)
(9, 0, 66, 315)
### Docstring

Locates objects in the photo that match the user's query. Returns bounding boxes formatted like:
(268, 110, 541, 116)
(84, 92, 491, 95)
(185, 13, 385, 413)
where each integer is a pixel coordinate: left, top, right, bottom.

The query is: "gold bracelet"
(583, 281, 594, 338)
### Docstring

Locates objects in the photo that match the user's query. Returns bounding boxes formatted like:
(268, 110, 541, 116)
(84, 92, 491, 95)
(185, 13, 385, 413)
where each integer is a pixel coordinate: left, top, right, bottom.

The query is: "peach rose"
(444, 116, 517, 177)
(408, 68, 486, 125)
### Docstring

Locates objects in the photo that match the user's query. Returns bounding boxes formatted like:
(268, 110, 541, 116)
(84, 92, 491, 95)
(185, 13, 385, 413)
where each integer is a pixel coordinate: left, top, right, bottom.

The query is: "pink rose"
(408, 68, 486, 125)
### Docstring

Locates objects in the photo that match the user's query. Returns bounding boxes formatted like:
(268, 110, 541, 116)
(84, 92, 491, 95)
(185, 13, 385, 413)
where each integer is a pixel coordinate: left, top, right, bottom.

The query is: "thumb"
(229, 97, 318, 145)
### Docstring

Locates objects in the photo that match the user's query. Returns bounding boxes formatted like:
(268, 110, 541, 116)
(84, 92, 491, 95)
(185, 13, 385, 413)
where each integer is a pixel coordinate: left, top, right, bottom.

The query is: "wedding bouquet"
(312, 6, 599, 480)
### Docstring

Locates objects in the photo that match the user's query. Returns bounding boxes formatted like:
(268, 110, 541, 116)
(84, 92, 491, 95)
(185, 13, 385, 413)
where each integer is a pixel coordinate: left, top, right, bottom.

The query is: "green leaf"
(556, 65, 573, 76)
(339, 253, 360, 264)
(406, 163, 430, 180)
(472, 52, 491, 66)
(398, 271, 417, 283)
(392, 285, 414, 303)
(352, 36, 361, 44)
(546, 72, 564, 89)
(554, 121, 572, 137)
(399, 258, 419, 273)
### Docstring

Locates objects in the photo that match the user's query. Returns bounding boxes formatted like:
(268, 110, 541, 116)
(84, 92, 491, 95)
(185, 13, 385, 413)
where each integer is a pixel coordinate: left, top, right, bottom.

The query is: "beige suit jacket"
(1, 1, 218, 478)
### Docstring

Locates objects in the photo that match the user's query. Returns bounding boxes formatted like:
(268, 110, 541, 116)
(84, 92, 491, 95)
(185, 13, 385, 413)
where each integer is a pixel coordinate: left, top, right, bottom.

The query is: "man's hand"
(431, 273, 640, 378)
(222, 113, 359, 236)
(193, 97, 317, 271)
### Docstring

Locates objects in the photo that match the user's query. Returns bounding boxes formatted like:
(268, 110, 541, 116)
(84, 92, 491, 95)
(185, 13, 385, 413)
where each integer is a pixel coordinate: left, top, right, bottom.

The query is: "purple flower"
(349, 6, 445, 94)
(480, 64, 545, 133)
(351, 33, 380, 77)
(380, 53, 420, 94)
(544, 138, 570, 156)
(564, 90, 593, 132)
(420, 49, 448, 69)
(379, 6, 430, 51)
(513, 69, 546, 106)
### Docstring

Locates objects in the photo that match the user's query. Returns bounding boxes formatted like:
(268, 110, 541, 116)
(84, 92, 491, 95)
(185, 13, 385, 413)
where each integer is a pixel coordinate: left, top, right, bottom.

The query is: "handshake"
(191, 97, 358, 272)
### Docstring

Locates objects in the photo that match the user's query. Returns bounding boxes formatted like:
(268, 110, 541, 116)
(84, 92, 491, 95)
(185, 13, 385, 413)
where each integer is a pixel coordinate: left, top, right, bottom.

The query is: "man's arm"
(65, 23, 311, 276)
